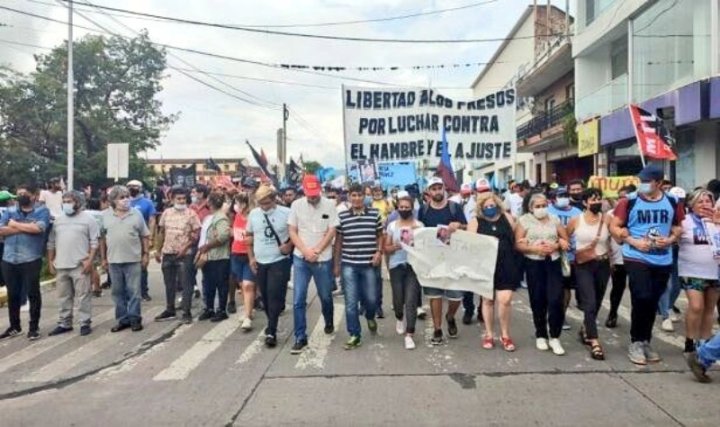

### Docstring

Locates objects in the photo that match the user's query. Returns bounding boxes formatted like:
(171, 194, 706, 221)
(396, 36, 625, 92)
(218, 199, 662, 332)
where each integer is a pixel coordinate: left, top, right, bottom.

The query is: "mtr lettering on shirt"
(636, 209, 670, 224)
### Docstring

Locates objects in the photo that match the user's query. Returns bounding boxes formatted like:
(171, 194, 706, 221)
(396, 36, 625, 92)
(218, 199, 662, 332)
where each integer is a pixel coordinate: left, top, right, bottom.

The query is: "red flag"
(260, 148, 269, 168)
(629, 104, 676, 160)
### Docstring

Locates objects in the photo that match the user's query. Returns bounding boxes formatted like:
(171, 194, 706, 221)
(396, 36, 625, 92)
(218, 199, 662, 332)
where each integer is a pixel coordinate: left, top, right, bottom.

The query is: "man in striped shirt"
(334, 183, 384, 350)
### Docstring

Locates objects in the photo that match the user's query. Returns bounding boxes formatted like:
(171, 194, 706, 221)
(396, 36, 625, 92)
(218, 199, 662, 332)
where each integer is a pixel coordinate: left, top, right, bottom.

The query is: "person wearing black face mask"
(566, 188, 612, 360)
(568, 180, 585, 211)
(0, 184, 51, 341)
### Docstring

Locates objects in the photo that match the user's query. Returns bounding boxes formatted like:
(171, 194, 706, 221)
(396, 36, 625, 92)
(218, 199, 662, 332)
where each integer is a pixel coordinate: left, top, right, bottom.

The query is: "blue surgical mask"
(638, 183, 652, 194)
(191, 196, 198, 205)
(364, 196, 373, 206)
(555, 197, 569, 209)
(482, 206, 498, 218)
(62, 203, 76, 216)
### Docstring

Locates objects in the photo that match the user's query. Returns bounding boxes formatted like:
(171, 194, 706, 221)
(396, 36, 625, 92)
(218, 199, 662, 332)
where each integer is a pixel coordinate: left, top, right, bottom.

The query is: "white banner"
(342, 86, 516, 167)
(404, 228, 498, 299)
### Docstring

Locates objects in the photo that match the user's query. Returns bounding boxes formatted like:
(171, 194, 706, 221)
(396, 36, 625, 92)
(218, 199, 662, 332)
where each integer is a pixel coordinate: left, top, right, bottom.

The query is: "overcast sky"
(0, 0, 572, 169)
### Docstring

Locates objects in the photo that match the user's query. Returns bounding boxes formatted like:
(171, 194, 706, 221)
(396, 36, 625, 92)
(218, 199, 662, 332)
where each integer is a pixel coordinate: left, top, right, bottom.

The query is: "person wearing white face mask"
(515, 193, 570, 355)
(154, 187, 201, 324)
(100, 186, 150, 333)
(47, 191, 99, 337)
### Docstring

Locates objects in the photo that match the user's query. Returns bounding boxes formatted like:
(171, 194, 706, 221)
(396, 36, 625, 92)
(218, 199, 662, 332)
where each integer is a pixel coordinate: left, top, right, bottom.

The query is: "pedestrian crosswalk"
(0, 290, 709, 394)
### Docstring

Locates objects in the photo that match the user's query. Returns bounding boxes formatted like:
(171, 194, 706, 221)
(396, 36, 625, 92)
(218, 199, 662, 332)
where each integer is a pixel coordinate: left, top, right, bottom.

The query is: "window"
(610, 37, 628, 79)
(544, 97, 556, 114)
(565, 84, 575, 104)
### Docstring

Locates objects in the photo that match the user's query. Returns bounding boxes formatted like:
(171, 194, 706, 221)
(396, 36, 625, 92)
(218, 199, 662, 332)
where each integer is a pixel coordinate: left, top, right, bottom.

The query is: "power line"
(61, 0, 564, 44)
(168, 67, 338, 90)
(0, 5, 488, 87)
(32, 0, 499, 29)
(2, 5, 520, 75)
(55, 0, 280, 109)
(0, 38, 52, 50)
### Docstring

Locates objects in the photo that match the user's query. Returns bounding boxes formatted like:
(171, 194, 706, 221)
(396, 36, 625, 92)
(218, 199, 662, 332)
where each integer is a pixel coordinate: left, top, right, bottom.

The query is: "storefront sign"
(343, 86, 517, 168)
(576, 119, 599, 158)
(588, 175, 640, 198)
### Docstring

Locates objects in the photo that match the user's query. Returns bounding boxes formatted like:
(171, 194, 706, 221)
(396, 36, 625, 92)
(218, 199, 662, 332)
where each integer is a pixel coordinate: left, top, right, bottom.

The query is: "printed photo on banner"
(359, 159, 377, 184)
(436, 225, 451, 246)
(400, 227, 414, 246)
(342, 86, 517, 170)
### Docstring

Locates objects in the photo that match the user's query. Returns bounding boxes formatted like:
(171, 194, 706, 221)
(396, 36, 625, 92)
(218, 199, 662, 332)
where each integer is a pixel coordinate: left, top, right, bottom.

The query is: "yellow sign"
(588, 176, 640, 198)
(577, 119, 599, 158)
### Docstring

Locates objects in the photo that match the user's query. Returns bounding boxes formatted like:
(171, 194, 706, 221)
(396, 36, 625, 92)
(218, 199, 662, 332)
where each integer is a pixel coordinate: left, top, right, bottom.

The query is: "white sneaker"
(661, 318, 674, 332)
(536, 338, 549, 351)
(669, 312, 681, 323)
(395, 319, 405, 335)
(241, 317, 252, 331)
(548, 338, 565, 356)
(417, 306, 427, 319)
(404, 335, 415, 350)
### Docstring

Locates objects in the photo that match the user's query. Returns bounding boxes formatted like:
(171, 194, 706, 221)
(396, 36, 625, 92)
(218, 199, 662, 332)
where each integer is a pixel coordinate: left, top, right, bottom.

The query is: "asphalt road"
(0, 264, 717, 426)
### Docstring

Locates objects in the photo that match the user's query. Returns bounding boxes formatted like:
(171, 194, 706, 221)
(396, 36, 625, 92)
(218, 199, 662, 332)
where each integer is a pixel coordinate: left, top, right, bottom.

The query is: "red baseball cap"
(302, 175, 321, 197)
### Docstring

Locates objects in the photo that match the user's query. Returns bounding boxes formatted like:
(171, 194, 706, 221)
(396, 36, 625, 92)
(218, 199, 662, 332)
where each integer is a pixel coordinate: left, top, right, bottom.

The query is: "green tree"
(0, 31, 177, 189)
(303, 160, 322, 175)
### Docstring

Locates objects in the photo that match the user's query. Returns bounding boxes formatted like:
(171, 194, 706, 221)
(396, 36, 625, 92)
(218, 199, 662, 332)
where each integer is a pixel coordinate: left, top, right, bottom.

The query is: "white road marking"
(153, 316, 241, 381)
(19, 306, 164, 383)
(236, 330, 266, 366)
(93, 321, 194, 381)
(295, 303, 344, 370)
(0, 307, 117, 375)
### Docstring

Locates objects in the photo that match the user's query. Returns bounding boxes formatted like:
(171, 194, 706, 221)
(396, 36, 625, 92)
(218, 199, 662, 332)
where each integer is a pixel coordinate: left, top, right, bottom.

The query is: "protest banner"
(169, 164, 197, 189)
(377, 162, 416, 189)
(342, 86, 516, 168)
(588, 175, 640, 198)
(404, 228, 498, 299)
(577, 118, 599, 158)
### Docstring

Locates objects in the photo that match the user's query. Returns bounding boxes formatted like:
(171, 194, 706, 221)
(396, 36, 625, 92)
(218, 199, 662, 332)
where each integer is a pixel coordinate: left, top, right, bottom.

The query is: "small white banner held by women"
(404, 228, 498, 299)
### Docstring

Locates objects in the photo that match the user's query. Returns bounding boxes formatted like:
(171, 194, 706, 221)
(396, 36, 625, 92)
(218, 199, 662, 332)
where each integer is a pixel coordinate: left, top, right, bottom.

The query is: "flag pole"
(629, 105, 647, 168)
(627, 19, 645, 168)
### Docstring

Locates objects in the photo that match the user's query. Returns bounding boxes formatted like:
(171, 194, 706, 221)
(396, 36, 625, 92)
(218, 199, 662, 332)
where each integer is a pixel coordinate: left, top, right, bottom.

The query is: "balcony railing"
(516, 100, 574, 141)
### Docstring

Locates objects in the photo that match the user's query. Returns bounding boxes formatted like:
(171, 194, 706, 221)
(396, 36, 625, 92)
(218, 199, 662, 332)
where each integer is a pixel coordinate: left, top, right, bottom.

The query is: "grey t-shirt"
(48, 211, 100, 269)
(100, 208, 149, 264)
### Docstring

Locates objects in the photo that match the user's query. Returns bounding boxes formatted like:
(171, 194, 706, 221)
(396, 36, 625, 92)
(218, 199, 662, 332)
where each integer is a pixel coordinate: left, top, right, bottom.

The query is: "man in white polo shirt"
(288, 175, 339, 354)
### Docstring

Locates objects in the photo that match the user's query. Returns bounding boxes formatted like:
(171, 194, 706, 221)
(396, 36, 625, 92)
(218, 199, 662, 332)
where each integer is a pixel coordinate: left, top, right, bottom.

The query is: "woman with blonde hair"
(679, 189, 720, 353)
(468, 192, 521, 351)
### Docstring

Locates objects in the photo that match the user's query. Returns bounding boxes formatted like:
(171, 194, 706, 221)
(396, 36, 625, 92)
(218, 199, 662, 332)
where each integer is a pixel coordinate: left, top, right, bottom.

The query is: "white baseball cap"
(475, 178, 491, 193)
(668, 186, 686, 200)
(460, 183, 472, 195)
(396, 190, 410, 199)
(126, 180, 142, 187)
(427, 177, 444, 188)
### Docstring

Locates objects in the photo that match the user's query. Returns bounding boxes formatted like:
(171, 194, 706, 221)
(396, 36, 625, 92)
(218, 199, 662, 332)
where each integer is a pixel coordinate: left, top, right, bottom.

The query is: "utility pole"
(67, 0, 74, 189)
(281, 103, 289, 181)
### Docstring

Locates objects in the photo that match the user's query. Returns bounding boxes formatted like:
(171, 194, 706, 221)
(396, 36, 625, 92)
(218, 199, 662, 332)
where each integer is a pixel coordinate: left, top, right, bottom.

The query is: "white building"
(574, 0, 720, 188)
(470, 4, 571, 188)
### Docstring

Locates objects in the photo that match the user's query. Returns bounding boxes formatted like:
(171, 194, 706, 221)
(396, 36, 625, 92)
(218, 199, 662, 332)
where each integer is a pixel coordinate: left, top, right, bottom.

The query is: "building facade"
(147, 158, 262, 182)
(574, 0, 720, 189)
(470, 4, 572, 188)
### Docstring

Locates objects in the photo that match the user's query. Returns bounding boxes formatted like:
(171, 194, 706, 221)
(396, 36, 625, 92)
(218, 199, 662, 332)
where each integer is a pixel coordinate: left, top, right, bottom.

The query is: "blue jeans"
(292, 256, 334, 341)
(697, 331, 720, 368)
(658, 258, 680, 319)
(342, 264, 377, 338)
(109, 262, 142, 325)
(141, 267, 149, 296)
(375, 265, 383, 310)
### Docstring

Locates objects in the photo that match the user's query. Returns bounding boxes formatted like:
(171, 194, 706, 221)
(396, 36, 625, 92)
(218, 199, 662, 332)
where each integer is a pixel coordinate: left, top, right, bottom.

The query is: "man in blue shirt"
(610, 164, 684, 365)
(127, 180, 156, 301)
(0, 183, 51, 340)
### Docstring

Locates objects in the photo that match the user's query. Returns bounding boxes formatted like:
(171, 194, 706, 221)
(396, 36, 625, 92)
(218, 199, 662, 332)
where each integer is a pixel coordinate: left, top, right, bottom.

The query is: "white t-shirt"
(607, 209, 624, 266)
(678, 214, 719, 280)
(39, 189, 63, 219)
(198, 215, 212, 249)
(505, 192, 524, 218)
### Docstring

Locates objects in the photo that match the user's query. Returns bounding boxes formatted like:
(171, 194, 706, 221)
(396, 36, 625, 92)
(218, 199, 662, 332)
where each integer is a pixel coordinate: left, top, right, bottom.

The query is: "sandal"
(590, 343, 605, 360)
(578, 329, 591, 346)
(501, 336, 516, 352)
(482, 335, 494, 350)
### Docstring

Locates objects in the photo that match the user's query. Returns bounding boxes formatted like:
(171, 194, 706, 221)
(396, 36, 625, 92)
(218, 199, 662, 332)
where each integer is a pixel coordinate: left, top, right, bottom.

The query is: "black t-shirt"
(418, 201, 467, 228)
